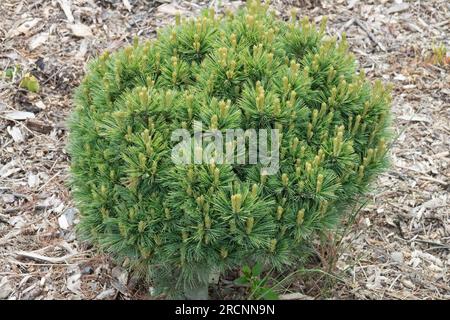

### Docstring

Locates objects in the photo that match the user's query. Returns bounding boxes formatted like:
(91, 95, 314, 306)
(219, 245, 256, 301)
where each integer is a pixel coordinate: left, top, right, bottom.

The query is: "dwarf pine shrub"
(69, 1, 391, 297)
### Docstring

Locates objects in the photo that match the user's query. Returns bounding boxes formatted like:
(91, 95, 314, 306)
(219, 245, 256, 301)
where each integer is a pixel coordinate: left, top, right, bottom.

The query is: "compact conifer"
(69, 0, 391, 297)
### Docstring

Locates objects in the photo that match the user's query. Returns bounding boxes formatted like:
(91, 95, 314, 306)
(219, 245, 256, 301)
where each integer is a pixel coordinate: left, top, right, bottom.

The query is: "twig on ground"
(13, 251, 81, 264)
(355, 19, 387, 52)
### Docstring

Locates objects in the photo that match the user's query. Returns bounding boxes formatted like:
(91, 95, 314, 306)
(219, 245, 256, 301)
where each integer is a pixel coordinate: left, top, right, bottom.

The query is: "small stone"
(391, 251, 404, 264)
(0, 277, 13, 299)
(28, 172, 40, 188)
(9, 216, 26, 229)
(2, 194, 15, 204)
(347, 0, 358, 9)
(402, 279, 415, 289)
(58, 207, 79, 230)
(81, 266, 94, 275)
(7, 126, 25, 143)
(28, 32, 49, 51)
